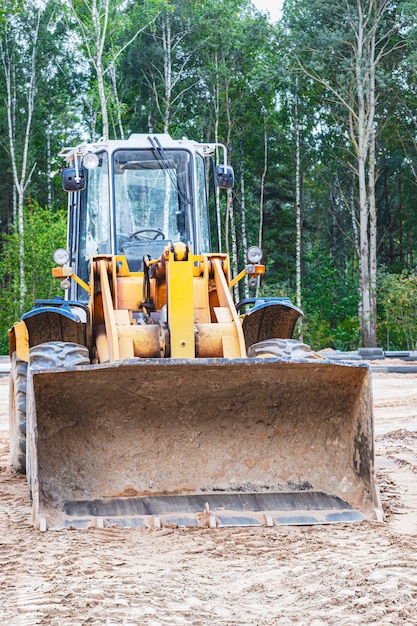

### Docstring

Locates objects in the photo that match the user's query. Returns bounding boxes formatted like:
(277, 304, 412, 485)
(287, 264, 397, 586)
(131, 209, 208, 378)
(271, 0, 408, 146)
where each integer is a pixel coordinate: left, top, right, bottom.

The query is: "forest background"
(1, 0, 417, 354)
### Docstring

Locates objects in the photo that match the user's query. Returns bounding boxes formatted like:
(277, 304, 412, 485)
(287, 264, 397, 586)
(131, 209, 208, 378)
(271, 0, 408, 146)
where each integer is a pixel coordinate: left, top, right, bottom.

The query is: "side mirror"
(215, 165, 234, 189)
(61, 167, 86, 191)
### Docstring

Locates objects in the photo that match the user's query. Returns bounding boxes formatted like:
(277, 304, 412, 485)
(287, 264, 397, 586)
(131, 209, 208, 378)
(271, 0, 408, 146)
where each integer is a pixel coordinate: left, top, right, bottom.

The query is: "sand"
(1, 372, 417, 625)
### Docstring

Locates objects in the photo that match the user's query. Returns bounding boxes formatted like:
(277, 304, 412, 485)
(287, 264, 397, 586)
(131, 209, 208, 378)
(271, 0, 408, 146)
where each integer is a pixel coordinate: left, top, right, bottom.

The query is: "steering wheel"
(128, 228, 165, 240)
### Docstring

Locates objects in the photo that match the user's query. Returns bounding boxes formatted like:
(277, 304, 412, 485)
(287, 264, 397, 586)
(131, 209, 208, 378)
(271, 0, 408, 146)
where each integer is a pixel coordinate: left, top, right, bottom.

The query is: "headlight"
(82, 152, 99, 170)
(247, 246, 263, 264)
(53, 248, 70, 266)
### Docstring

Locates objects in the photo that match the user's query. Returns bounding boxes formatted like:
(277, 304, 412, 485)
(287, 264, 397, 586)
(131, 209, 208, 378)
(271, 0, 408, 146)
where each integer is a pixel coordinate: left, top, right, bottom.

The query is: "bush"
(377, 270, 417, 351)
(259, 253, 361, 351)
(300, 253, 360, 350)
(0, 203, 67, 353)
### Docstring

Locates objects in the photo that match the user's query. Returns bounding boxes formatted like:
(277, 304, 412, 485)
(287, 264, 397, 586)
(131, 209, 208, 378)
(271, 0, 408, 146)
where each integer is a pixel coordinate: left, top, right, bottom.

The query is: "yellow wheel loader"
(8, 134, 383, 530)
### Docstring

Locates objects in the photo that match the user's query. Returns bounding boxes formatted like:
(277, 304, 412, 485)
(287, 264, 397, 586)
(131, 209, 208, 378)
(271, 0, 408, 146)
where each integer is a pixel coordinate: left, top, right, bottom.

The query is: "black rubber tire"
(29, 341, 91, 371)
(26, 342, 90, 497)
(9, 352, 28, 474)
(247, 338, 324, 361)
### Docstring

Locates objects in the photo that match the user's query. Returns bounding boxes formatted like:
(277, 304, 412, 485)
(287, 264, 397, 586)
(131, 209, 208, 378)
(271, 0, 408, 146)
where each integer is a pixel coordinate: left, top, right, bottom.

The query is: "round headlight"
(82, 152, 99, 170)
(247, 246, 263, 264)
(53, 248, 70, 266)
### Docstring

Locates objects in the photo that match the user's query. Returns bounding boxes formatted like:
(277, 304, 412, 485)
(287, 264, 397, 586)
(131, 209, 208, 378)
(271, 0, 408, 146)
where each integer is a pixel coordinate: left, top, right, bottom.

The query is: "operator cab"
(61, 134, 233, 301)
(113, 146, 198, 271)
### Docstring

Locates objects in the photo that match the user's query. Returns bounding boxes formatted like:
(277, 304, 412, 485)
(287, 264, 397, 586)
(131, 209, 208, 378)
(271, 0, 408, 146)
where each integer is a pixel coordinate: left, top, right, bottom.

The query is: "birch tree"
(293, 78, 302, 335)
(200, 6, 276, 296)
(283, 0, 404, 346)
(155, 11, 202, 133)
(0, 3, 43, 310)
(66, 0, 164, 140)
(127, 0, 212, 135)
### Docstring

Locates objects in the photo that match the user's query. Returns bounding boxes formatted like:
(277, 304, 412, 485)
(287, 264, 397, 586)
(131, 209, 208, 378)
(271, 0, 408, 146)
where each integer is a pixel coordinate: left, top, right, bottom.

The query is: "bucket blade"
(27, 358, 382, 530)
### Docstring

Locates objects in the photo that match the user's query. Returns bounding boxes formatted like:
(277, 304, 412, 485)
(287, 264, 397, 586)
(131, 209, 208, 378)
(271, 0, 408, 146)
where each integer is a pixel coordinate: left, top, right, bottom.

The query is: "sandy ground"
(1, 371, 417, 625)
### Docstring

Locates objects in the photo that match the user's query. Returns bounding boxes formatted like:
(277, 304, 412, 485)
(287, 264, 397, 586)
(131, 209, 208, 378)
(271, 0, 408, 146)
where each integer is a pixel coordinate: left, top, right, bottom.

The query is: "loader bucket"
(26, 358, 382, 530)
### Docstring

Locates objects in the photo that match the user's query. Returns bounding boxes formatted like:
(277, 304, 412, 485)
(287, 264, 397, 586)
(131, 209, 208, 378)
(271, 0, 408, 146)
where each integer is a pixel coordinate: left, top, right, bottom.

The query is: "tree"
(65, 0, 164, 139)
(283, 0, 406, 346)
(0, 2, 46, 310)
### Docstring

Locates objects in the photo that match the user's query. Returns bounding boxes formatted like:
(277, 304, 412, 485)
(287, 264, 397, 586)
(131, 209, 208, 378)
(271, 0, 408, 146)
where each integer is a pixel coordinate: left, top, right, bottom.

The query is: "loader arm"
(92, 243, 246, 362)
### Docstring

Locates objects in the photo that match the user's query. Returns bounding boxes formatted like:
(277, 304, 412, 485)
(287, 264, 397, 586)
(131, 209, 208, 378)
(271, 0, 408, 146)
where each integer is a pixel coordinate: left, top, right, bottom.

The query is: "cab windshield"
(113, 149, 192, 270)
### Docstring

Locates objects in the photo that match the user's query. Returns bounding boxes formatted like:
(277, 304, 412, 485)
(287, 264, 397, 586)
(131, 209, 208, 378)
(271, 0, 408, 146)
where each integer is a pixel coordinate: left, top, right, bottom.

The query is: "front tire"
(29, 341, 91, 370)
(247, 338, 324, 361)
(9, 353, 28, 474)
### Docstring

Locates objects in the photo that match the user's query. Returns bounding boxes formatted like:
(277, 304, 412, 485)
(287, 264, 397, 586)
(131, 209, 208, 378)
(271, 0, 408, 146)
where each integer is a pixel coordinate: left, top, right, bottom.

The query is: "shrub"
(0, 203, 67, 353)
(377, 270, 417, 351)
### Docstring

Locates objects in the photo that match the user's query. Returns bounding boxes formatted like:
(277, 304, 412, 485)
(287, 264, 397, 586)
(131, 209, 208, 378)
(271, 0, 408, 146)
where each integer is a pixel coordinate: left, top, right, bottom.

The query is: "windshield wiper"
(147, 136, 191, 241)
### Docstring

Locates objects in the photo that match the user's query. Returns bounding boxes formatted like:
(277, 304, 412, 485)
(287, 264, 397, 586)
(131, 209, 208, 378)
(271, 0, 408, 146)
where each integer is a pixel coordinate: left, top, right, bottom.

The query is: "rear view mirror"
(215, 165, 234, 189)
(61, 167, 86, 191)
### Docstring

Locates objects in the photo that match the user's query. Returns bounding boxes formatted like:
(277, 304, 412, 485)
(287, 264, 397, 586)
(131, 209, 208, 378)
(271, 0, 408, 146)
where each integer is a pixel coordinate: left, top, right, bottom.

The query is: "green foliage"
(377, 270, 417, 350)
(260, 250, 361, 351)
(58, 0, 166, 140)
(300, 252, 360, 351)
(0, 0, 416, 354)
(0, 203, 67, 353)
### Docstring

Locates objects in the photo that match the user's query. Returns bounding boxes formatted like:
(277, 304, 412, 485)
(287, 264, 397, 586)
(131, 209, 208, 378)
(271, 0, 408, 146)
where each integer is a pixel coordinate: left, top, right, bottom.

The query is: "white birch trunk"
(162, 16, 172, 134)
(368, 22, 378, 347)
(91, 0, 109, 139)
(110, 62, 124, 139)
(256, 112, 268, 298)
(239, 161, 249, 300)
(46, 119, 52, 209)
(258, 112, 267, 251)
(214, 53, 222, 250)
(228, 188, 239, 301)
(368, 123, 377, 346)
(350, 182, 363, 337)
(0, 8, 42, 311)
(222, 78, 239, 299)
(294, 80, 302, 335)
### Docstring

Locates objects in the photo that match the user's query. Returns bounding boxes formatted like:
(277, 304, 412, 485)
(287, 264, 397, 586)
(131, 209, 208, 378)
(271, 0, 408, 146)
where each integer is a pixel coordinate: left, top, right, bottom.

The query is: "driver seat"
(120, 240, 169, 272)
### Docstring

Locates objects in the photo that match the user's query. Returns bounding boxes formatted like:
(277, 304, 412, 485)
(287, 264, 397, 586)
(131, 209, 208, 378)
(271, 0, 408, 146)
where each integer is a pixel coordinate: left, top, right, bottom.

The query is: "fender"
(239, 298, 303, 349)
(20, 299, 89, 354)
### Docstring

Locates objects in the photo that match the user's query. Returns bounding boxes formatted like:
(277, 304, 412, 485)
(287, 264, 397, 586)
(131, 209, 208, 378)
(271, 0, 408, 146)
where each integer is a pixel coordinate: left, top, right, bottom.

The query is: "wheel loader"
(8, 133, 383, 530)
